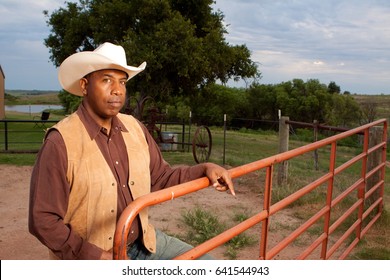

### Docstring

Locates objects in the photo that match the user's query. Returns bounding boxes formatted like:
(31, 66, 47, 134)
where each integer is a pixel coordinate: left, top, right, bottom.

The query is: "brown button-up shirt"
(29, 104, 205, 259)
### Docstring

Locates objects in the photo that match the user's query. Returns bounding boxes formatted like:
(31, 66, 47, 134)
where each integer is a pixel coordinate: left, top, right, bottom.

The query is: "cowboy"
(28, 42, 235, 260)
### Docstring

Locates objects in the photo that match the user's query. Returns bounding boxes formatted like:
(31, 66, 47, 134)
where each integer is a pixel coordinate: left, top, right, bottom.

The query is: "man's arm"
(139, 122, 234, 196)
(28, 130, 103, 259)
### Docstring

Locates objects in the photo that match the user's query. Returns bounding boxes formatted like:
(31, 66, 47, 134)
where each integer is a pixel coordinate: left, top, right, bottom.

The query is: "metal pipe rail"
(0, 119, 59, 151)
(113, 119, 388, 260)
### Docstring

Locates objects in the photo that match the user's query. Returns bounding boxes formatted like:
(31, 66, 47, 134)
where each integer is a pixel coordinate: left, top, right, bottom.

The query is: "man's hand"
(203, 162, 235, 197)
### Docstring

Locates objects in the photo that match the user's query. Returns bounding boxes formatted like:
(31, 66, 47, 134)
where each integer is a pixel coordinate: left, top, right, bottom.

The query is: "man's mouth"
(108, 100, 123, 108)
(108, 99, 122, 104)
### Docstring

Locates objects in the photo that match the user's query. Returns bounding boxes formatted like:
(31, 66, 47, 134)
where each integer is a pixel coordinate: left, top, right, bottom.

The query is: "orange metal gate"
(113, 119, 388, 260)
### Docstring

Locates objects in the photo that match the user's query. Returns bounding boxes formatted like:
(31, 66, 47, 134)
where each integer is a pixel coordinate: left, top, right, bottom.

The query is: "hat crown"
(58, 42, 146, 96)
(94, 42, 127, 66)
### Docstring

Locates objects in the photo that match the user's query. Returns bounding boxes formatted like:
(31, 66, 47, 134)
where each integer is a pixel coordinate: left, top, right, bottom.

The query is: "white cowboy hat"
(58, 42, 146, 96)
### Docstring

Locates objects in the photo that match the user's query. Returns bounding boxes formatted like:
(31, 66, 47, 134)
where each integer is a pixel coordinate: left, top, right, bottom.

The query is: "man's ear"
(80, 78, 88, 96)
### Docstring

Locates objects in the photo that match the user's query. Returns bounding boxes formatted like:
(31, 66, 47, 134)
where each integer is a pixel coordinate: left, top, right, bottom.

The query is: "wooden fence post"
(313, 120, 319, 170)
(223, 114, 227, 166)
(277, 116, 289, 186)
(366, 126, 383, 204)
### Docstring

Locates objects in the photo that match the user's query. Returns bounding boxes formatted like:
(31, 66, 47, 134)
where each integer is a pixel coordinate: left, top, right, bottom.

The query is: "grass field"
(353, 94, 390, 120)
(5, 90, 60, 105)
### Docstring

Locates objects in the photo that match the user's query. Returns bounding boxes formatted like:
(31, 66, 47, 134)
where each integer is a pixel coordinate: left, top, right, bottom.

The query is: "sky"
(0, 0, 389, 94)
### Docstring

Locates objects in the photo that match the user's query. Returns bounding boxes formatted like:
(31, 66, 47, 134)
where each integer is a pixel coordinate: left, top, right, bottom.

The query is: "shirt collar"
(76, 103, 128, 140)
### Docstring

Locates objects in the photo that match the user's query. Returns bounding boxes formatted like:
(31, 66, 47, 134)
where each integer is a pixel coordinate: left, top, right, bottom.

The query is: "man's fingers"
(213, 176, 236, 197)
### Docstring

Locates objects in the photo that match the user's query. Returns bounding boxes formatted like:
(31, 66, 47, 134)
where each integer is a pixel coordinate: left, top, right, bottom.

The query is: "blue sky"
(1, 0, 389, 94)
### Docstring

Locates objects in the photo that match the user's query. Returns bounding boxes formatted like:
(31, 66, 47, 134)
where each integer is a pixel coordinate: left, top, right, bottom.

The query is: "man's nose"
(112, 82, 123, 95)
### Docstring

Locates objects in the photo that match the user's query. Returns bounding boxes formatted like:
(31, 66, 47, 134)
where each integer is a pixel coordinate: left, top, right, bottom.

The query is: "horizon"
(4, 88, 390, 96)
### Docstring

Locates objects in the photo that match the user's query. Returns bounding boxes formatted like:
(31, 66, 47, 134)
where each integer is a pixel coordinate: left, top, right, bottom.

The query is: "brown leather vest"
(49, 112, 156, 258)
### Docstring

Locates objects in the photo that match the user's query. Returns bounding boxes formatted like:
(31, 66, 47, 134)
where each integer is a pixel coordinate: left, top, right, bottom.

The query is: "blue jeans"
(127, 229, 213, 260)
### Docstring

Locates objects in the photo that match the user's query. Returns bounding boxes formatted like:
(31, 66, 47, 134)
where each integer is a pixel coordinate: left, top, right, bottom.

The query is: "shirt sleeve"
(138, 123, 206, 192)
(28, 129, 103, 260)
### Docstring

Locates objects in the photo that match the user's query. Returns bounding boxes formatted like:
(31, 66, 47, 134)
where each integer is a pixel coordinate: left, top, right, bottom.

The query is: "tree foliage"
(190, 84, 247, 125)
(231, 79, 362, 127)
(57, 90, 82, 113)
(161, 79, 362, 130)
(44, 0, 259, 109)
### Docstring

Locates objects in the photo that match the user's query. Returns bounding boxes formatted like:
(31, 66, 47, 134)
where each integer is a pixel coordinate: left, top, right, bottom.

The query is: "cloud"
(0, 0, 65, 90)
(214, 0, 390, 93)
(1, 0, 389, 93)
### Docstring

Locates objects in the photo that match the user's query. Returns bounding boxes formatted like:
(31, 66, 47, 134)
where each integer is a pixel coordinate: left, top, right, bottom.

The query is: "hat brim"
(58, 51, 146, 96)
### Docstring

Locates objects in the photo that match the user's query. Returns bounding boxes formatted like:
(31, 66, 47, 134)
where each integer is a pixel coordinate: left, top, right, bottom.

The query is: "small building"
(0, 65, 5, 119)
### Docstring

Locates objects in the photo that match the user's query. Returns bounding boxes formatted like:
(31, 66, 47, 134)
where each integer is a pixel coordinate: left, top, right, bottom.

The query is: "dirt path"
(0, 165, 48, 259)
(0, 165, 303, 260)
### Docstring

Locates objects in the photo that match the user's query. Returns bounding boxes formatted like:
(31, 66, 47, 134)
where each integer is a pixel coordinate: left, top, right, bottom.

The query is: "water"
(5, 104, 63, 113)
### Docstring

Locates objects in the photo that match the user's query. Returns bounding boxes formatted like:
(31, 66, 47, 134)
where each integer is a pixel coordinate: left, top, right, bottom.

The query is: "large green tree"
(44, 0, 259, 113)
(244, 79, 362, 127)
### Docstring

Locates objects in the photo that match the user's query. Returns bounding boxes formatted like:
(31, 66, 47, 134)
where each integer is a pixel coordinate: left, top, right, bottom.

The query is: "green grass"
(180, 206, 256, 259)
(181, 207, 225, 244)
(349, 209, 390, 259)
(211, 128, 280, 166)
(0, 111, 66, 154)
(353, 94, 390, 121)
(0, 153, 37, 165)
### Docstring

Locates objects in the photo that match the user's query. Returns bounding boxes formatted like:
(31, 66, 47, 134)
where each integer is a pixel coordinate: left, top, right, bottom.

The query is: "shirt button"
(112, 183, 115, 186)
(122, 184, 126, 188)
(111, 209, 115, 213)
(115, 161, 119, 165)
(131, 230, 134, 234)
(130, 181, 135, 185)
(108, 237, 112, 240)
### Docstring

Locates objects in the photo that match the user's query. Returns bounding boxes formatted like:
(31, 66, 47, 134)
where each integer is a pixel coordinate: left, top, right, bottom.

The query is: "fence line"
(0, 120, 58, 152)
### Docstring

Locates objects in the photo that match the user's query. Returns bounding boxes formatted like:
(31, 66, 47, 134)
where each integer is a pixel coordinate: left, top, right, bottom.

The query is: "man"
(29, 42, 235, 260)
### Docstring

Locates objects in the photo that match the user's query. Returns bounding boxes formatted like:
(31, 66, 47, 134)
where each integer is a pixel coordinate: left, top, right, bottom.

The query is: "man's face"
(81, 69, 127, 122)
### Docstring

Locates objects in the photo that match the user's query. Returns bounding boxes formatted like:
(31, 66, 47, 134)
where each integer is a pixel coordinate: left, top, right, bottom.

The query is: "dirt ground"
(0, 164, 310, 260)
(0, 165, 49, 260)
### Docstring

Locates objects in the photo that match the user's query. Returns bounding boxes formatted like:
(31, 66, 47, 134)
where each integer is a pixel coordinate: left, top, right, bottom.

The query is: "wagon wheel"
(192, 125, 212, 163)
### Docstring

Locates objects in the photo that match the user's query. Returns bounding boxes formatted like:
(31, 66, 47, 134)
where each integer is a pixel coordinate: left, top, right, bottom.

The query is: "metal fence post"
(4, 120, 8, 151)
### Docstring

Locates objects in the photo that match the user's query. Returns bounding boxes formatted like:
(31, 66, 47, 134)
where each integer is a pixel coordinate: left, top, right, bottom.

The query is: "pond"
(5, 104, 63, 114)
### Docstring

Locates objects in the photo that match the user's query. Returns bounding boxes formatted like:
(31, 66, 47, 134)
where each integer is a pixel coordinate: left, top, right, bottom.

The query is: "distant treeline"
(5, 90, 61, 106)
(6, 90, 60, 96)
(160, 79, 381, 129)
(7, 79, 389, 131)
(58, 78, 386, 130)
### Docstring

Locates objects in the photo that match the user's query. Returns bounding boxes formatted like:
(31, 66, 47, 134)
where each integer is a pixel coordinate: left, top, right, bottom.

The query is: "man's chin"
(107, 104, 124, 115)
